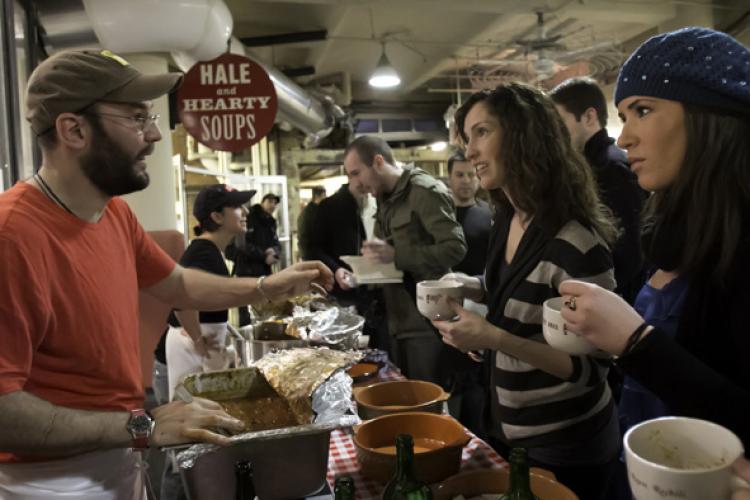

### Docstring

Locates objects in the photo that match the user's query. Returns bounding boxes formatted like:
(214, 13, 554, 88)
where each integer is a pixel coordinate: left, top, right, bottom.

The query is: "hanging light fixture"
(369, 42, 400, 88)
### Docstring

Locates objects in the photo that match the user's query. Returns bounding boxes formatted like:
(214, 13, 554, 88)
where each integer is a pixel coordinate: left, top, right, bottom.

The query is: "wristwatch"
(126, 409, 155, 449)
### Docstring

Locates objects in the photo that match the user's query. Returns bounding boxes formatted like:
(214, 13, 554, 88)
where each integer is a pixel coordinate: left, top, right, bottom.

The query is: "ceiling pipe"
(82, 0, 233, 63)
(35, 0, 341, 141)
(240, 30, 328, 47)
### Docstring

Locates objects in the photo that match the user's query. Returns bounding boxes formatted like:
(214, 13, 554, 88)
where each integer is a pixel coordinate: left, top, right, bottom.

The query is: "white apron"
(0, 448, 146, 500)
(165, 322, 230, 401)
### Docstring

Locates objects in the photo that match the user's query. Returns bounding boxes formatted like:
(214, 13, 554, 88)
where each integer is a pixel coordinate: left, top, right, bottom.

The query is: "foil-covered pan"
(170, 352, 360, 499)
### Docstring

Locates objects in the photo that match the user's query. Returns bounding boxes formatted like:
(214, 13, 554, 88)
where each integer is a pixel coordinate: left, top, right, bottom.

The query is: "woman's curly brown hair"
(454, 82, 618, 244)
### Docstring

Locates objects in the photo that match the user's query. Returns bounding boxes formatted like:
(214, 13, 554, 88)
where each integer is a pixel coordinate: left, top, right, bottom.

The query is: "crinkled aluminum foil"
(253, 294, 364, 349)
(289, 307, 364, 349)
(256, 347, 361, 424)
(312, 369, 358, 423)
(251, 293, 333, 321)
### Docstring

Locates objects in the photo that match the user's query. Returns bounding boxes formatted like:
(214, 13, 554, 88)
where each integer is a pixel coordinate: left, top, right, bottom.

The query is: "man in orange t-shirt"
(0, 50, 333, 499)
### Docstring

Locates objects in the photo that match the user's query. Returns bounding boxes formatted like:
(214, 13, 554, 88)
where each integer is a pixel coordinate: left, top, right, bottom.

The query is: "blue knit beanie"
(615, 27, 750, 113)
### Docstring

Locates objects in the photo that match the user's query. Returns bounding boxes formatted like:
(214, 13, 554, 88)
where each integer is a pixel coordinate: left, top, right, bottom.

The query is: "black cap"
(193, 184, 256, 224)
(261, 193, 281, 203)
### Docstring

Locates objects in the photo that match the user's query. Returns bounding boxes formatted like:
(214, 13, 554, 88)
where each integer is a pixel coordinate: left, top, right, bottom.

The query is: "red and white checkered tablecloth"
(328, 359, 506, 498)
(326, 427, 506, 499)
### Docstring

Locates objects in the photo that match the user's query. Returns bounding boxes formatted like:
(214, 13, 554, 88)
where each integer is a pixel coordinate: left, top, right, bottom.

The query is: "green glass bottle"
(381, 434, 433, 500)
(234, 460, 257, 500)
(499, 448, 539, 500)
(334, 475, 356, 500)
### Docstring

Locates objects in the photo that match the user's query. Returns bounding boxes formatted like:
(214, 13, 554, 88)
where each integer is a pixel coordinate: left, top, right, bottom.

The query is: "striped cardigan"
(485, 213, 617, 449)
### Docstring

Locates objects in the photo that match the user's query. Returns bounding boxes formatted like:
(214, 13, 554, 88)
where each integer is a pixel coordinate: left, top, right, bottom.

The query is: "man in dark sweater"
(308, 183, 390, 351)
(297, 185, 326, 260)
(447, 152, 492, 277)
(227, 193, 281, 277)
(551, 77, 648, 305)
(308, 183, 366, 295)
(445, 152, 492, 438)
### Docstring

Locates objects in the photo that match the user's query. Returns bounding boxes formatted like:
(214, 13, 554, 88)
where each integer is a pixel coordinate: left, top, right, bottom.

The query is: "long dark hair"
(642, 105, 750, 285)
(194, 218, 220, 236)
(454, 82, 618, 244)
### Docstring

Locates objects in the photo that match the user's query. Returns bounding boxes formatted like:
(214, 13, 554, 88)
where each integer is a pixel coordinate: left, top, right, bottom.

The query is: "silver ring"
(563, 296, 577, 311)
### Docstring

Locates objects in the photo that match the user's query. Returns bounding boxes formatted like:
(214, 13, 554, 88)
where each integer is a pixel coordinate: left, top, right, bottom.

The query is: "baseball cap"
(26, 49, 184, 135)
(193, 184, 256, 225)
(261, 193, 281, 203)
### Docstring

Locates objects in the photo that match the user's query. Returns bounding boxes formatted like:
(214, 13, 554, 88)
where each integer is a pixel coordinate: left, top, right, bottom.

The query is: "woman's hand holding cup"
(732, 457, 750, 500)
(440, 272, 484, 303)
(431, 300, 495, 354)
(558, 279, 645, 356)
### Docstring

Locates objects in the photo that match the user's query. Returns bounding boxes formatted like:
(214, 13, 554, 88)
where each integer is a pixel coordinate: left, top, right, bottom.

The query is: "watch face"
(128, 412, 153, 435)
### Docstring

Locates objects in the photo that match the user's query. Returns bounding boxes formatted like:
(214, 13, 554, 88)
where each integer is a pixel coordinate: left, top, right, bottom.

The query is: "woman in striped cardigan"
(433, 82, 620, 500)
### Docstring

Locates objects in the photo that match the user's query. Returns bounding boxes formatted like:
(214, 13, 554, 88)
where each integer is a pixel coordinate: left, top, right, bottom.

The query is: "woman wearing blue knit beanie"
(556, 26, 750, 497)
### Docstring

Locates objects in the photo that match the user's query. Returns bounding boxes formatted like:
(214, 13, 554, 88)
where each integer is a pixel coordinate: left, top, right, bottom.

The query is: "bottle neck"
(334, 479, 355, 500)
(508, 460, 532, 493)
(335, 487, 355, 500)
(235, 461, 256, 500)
(395, 440, 415, 480)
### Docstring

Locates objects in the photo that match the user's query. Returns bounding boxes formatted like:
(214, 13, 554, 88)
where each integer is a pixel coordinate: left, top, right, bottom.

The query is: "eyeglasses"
(85, 112, 161, 133)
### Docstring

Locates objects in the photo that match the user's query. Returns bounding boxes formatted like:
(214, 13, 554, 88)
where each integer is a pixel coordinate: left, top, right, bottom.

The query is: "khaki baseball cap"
(26, 49, 184, 135)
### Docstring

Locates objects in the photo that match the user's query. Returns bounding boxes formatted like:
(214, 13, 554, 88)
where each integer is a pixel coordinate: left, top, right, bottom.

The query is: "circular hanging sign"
(177, 52, 278, 152)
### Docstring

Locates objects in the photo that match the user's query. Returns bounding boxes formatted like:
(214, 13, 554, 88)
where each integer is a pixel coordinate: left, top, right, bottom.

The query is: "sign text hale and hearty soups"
(177, 52, 278, 152)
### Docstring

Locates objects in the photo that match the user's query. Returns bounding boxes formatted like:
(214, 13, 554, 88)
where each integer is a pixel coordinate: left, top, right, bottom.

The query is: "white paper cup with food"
(624, 416, 747, 500)
(416, 280, 464, 320)
(542, 297, 597, 355)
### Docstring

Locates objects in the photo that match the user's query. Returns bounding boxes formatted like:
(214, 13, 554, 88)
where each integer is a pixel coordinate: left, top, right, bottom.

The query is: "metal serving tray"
(173, 367, 342, 500)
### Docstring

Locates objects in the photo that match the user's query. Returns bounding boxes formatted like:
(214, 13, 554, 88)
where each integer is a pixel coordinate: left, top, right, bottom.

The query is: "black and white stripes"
(485, 217, 617, 447)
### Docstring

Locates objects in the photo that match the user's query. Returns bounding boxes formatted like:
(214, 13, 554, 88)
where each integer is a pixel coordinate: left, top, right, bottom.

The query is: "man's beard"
(79, 118, 152, 196)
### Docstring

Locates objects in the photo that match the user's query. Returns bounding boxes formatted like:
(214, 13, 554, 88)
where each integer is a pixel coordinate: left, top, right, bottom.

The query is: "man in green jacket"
(343, 135, 466, 383)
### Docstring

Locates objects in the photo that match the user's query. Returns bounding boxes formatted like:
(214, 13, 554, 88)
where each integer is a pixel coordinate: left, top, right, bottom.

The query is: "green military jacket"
(375, 165, 467, 338)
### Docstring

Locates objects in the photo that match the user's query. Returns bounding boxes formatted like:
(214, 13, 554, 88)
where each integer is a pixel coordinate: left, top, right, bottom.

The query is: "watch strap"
(128, 408, 153, 450)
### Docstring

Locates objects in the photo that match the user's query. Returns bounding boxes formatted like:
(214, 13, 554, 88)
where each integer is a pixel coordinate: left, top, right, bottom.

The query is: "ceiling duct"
(33, 0, 343, 143)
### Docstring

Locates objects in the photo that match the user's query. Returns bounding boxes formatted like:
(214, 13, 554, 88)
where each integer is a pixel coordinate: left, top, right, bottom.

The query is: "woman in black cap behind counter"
(161, 184, 255, 402)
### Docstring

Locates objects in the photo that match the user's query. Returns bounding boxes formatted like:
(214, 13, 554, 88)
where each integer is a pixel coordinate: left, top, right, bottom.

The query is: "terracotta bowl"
(354, 379, 450, 420)
(432, 467, 579, 500)
(353, 412, 470, 484)
(347, 362, 381, 384)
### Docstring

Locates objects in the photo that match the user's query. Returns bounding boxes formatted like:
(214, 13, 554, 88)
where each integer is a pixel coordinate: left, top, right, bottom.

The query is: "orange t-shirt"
(0, 183, 176, 462)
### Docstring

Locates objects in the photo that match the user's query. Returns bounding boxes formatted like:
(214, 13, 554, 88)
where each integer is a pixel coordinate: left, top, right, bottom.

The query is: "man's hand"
(261, 261, 334, 302)
(361, 238, 395, 264)
(335, 267, 356, 290)
(150, 398, 245, 447)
